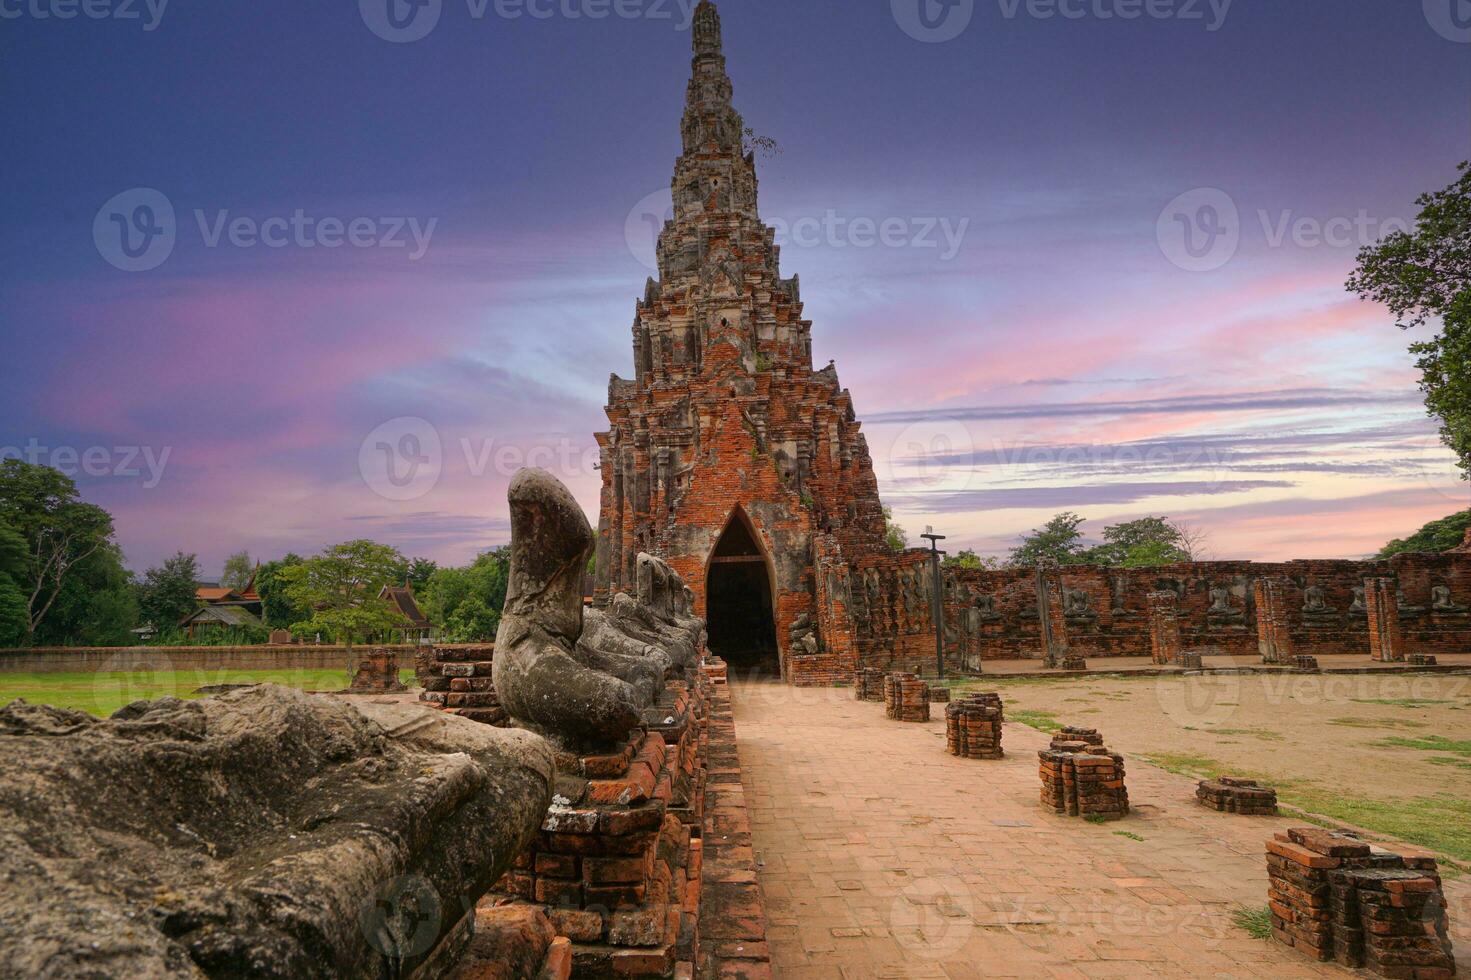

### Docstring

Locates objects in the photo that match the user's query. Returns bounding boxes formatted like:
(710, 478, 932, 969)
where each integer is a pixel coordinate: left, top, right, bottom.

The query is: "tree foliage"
(943, 549, 1002, 570)
(0, 459, 125, 644)
(882, 506, 908, 552)
(422, 548, 509, 643)
(1008, 513, 1195, 569)
(1379, 510, 1471, 558)
(136, 552, 201, 632)
(1348, 161, 1471, 477)
(279, 540, 409, 646)
(255, 554, 306, 629)
(220, 550, 253, 591)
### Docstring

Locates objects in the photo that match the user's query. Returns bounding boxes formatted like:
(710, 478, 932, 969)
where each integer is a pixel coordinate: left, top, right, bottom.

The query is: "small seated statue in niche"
(1301, 585, 1336, 616)
(1397, 588, 1427, 615)
(1208, 585, 1245, 622)
(1349, 585, 1366, 614)
(973, 594, 1001, 622)
(1063, 588, 1096, 620)
(1432, 585, 1466, 613)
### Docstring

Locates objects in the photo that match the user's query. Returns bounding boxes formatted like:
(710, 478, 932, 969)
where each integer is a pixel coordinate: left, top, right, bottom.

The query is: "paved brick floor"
(730, 680, 1471, 979)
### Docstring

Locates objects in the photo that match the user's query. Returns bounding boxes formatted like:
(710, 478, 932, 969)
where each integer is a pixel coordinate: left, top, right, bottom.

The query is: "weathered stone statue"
(1432, 584, 1465, 612)
(0, 686, 554, 978)
(1302, 585, 1335, 615)
(493, 468, 651, 748)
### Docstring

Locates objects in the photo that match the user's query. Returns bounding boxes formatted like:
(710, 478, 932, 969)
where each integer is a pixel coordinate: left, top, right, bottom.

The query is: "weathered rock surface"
(0, 685, 554, 979)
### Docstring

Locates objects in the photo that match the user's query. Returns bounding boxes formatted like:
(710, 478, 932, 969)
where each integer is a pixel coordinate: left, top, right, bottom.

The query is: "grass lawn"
(0, 668, 371, 718)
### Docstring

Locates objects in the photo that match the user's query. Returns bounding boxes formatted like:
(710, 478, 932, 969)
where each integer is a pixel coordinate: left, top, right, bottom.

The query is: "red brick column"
(1146, 591, 1182, 665)
(1037, 568, 1069, 666)
(1254, 578, 1294, 664)
(1364, 577, 1404, 663)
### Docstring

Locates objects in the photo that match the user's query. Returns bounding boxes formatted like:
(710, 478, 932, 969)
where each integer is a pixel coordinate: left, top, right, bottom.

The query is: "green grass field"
(0, 668, 372, 717)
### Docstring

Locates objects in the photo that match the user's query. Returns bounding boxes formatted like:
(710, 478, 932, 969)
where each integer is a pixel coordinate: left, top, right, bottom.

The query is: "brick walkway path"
(730, 680, 1471, 979)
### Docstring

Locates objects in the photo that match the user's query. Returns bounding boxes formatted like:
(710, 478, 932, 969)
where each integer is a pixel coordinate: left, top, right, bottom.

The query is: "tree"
(1170, 519, 1213, 562)
(220, 551, 253, 591)
(1083, 517, 1192, 568)
(1379, 510, 1471, 557)
(882, 506, 908, 552)
(255, 554, 306, 629)
(136, 552, 201, 633)
(0, 459, 120, 644)
(280, 540, 409, 647)
(422, 548, 510, 643)
(943, 549, 1001, 571)
(0, 519, 28, 646)
(403, 557, 438, 594)
(1348, 161, 1471, 477)
(1009, 512, 1087, 567)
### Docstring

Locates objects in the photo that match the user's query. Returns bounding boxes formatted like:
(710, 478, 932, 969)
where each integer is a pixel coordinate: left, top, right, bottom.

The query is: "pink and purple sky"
(2, 0, 1469, 576)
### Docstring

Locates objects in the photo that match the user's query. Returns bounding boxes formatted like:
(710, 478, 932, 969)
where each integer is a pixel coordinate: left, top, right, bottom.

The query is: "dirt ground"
(964, 670, 1471, 859)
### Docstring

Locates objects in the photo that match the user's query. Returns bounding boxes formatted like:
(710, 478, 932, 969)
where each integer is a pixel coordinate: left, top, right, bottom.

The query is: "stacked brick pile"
(495, 679, 711, 976)
(853, 667, 886, 702)
(1060, 654, 1088, 670)
(416, 645, 505, 725)
(1267, 828, 1455, 976)
(1411, 654, 1439, 666)
(1039, 734, 1129, 821)
(945, 693, 1004, 759)
(1196, 777, 1277, 814)
(1052, 726, 1103, 749)
(347, 648, 407, 693)
(1293, 655, 1321, 671)
(1178, 650, 1204, 669)
(928, 686, 952, 704)
(702, 655, 727, 684)
(883, 672, 931, 722)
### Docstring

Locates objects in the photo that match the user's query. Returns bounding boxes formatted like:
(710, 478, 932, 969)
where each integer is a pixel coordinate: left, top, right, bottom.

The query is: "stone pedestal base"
(417, 645, 505, 725)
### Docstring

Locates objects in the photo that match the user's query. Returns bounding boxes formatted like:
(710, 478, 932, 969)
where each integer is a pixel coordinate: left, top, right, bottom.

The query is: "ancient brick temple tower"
(595, 0, 922, 683)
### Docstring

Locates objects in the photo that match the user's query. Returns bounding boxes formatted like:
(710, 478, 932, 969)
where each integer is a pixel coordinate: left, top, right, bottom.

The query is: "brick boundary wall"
(937, 552, 1471, 670)
(0, 644, 423, 675)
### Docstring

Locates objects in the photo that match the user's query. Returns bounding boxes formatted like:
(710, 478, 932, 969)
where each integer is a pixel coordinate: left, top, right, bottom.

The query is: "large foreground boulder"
(0, 685, 554, 978)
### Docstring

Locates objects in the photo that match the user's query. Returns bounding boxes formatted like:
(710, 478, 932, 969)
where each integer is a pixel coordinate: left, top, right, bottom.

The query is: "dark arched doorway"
(705, 509, 779, 675)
